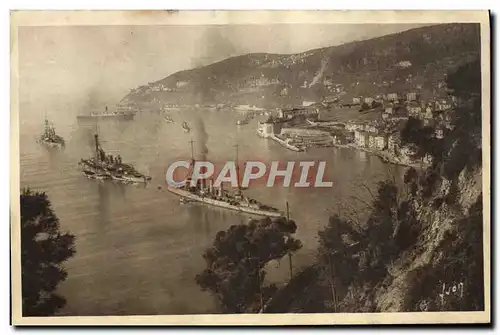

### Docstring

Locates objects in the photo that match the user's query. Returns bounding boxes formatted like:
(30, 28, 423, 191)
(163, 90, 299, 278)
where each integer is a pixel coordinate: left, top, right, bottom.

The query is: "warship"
(166, 142, 284, 218)
(78, 132, 152, 184)
(37, 118, 65, 147)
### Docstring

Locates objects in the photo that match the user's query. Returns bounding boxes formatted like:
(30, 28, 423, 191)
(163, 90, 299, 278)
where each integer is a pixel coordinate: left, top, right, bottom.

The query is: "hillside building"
(407, 92, 418, 101)
(354, 130, 369, 148)
(368, 133, 388, 150)
(387, 93, 399, 101)
(257, 117, 283, 138)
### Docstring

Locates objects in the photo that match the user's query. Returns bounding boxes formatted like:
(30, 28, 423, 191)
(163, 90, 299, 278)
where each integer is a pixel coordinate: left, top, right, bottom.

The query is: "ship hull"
(167, 186, 284, 218)
(37, 139, 65, 148)
(77, 113, 135, 121)
(38, 141, 64, 148)
(82, 170, 111, 180)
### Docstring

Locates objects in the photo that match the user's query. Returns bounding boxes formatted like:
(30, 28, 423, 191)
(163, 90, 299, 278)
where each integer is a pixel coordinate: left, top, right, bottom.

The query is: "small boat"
(180, 197, 192, 204)
(77, 105, 135, 121)
(182, 122, 191, 133)
(164, 115, 174, 123)
(236, 119, 249, 125)
(82, 170, 111, 180)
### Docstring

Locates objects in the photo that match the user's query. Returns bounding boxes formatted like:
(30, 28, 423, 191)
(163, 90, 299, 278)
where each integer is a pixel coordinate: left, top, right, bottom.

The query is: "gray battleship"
(167, 143, 284, 218)
(37, 118, 65, 147)
(79, 133, 151, 184)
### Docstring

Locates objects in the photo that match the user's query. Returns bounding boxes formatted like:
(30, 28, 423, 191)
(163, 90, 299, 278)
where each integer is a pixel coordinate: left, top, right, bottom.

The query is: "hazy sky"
(18, 24, 429, 106)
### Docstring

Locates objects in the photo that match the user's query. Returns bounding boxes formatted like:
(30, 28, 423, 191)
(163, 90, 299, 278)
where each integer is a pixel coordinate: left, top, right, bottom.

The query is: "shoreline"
(331, 142, 428, 169)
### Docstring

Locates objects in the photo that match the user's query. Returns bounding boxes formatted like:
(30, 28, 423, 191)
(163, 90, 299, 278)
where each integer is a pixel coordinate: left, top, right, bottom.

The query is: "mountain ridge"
(121, 23, 480, 109)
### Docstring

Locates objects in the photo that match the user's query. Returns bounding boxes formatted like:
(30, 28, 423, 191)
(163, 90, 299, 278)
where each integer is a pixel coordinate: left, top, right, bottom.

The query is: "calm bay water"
(19, 103, 404, 315)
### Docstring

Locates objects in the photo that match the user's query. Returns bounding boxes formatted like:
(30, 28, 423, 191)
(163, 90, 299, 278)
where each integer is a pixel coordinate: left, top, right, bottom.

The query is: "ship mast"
(234, 144, 241, 194)
(186, 140, 195, 183)
(43, 112, 49, 135)
(189, 139, 195, 161)
(94, 123, 101, 162)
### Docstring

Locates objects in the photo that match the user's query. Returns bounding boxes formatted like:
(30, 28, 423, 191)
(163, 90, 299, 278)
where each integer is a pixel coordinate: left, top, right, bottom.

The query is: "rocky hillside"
(121, 23, 480, 109)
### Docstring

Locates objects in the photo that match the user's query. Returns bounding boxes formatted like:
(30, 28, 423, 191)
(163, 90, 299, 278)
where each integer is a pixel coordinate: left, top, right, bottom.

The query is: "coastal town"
(254, 89, 454, 168)
(15, 17, 487, 323)
(116, 51, 459, 171)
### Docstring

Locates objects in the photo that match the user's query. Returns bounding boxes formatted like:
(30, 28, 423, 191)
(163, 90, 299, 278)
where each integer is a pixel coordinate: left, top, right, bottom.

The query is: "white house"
(388, 134, 400, 153)
(408, 106, 422, 117)
(387, 93, 399, 101)
(407, 92, 418, 101)
(424, 106, 434, 119)
(397, 60, 412, 68)
(354, 130, 369, 147)
(346, 122, 365, 132)
(364, 124, 378, 133)
(364, 97, 374, 105)
(368, 133, 387, 150)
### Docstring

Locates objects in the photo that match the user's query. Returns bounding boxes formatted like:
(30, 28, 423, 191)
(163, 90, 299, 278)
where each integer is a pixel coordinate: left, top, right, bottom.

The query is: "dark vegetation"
(317, 57, 483, 312)
(195, 217, 302, 313)
(20, 188, 76, 316)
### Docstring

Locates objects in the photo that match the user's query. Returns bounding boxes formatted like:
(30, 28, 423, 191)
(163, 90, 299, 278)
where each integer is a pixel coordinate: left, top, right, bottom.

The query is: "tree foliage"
(400, 117, 440, 161)
(317, 176, 424, 307)
(317, 215, 364, 287)
(371, 100, 383, 109)
(20, 188, 76, 316)
(359, 102, 370, 112)
(195, 217, 302, 313)
(442, 58, 482, 178)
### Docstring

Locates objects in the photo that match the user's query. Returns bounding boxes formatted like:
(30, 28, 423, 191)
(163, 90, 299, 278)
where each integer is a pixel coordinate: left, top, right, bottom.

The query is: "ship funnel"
(200, 178, 206, 191)
(208, 179, 214, 195)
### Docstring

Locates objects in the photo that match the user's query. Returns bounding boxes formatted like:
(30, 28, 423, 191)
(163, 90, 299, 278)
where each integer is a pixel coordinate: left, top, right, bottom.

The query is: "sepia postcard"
(10, 10, 491, 326)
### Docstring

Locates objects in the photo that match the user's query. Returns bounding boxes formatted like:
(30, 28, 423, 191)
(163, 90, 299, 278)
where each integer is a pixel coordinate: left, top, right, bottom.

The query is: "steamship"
(77, 105, 135, 121)
(166, 143, 284, 218)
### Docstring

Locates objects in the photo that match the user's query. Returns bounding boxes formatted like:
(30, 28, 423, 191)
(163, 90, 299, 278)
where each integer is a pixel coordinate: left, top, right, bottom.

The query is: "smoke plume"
(195, 116, 209, 160)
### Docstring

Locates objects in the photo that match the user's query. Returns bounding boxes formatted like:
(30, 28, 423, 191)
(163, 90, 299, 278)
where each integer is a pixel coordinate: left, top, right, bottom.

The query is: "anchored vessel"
(182, 121, 191, 133)
(167, 142, 284, 218)
(78, 133, 151, 184)
(236, 118, 250, 125)
(37, 118, 65, 147)
(77, 105, 135, 121)
(164, 115, 174, 123)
